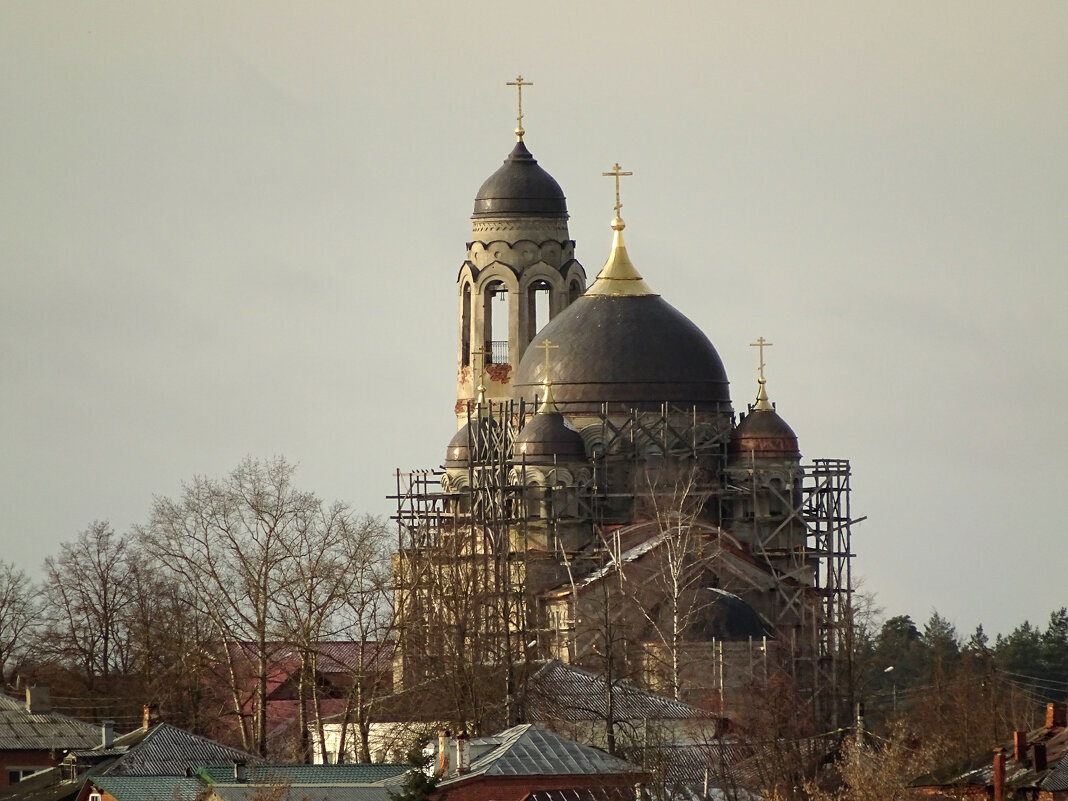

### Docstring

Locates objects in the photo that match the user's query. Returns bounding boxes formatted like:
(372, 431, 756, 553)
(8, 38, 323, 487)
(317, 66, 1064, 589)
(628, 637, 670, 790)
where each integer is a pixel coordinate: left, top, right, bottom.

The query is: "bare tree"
(271, 510, 392, 762)
(40, 522, 141, 711)
(331, 515, 394, 763)
(393, 529, 505, 734)
(124, 564, 219, 733)
(143, 457, 317, 754)
(142, 456, 385, 757)
(0, 561, 39, 687)
(628, 458, 722, 701)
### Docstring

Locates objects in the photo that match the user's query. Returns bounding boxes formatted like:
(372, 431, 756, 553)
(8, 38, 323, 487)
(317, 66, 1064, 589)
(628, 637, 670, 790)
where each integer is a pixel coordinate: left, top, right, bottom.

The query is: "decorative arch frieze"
(545, 468, 575, 487)
(579, 425, 606, 458)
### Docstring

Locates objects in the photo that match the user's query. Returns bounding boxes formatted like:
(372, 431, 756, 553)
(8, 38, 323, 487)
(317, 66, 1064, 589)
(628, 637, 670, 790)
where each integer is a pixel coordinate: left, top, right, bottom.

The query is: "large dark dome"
(472, 140, 568, 219)
(514, 293, 731, 411)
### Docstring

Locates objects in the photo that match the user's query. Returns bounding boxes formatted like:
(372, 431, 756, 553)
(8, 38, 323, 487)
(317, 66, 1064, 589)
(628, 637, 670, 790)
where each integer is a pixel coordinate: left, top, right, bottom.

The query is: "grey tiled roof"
(0, 694, 100, 751)
(200, 765, 409, 785)
(524, 661, 711, 723)
(441, 724, 641, 785)
(1044, 749, 1068, 792)
(212, 786, 395, 801)
(89, 776, 201, 801)
(102, 724, 257, 777)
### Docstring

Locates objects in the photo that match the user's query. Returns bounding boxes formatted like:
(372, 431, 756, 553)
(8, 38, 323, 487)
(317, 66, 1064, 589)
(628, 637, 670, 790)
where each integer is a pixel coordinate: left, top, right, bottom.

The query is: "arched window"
(484, 280, 509, 364)
(526, 279, 552, 343)
(461, 284, 472, 367)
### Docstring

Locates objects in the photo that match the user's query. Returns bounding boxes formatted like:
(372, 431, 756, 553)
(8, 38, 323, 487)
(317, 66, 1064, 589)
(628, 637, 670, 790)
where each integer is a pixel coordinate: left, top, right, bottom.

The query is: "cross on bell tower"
(454, 77, 587, 424)
(506, 75, 533, 141)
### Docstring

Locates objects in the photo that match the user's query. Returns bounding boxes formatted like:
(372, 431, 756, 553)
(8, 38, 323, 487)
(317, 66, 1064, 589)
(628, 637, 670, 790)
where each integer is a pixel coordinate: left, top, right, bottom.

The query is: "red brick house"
(432, 725, 644, 801)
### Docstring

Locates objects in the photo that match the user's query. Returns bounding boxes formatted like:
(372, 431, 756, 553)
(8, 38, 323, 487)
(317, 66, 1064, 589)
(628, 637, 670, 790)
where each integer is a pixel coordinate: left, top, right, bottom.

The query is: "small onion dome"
(445, 423, 473, 468)
(514, 216, 729, 411)
(729, 380, 800, 460)
(472, 140, 568, 219)
(512, 383, 586, 462)
(689, 588, 774, 641)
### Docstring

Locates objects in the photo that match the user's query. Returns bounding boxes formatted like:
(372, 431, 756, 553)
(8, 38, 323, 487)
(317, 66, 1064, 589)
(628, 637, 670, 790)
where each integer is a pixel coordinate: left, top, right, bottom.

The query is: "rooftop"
(440, 724, 640, 785)
(0, 694, 100, 752)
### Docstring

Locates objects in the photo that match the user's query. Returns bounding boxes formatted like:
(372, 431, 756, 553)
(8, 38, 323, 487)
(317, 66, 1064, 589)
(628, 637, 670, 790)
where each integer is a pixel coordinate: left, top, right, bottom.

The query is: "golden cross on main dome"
(750, 337, 773, 382)
(506, 75, 533, 141)
(602, 163, 633, 219)
(536, 338, 559, 380)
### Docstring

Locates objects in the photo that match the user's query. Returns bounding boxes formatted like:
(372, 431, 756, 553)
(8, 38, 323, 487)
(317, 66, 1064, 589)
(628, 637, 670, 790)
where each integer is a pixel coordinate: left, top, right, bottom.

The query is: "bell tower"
(455, 76, 585, 422)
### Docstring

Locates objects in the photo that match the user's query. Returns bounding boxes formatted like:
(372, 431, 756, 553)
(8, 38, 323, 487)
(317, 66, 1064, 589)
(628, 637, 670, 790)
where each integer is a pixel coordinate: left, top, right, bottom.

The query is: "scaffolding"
(391, 401, 856, 728)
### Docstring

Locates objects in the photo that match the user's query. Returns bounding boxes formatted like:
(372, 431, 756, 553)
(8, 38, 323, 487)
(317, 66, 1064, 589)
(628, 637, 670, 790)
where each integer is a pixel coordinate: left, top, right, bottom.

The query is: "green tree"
(389, 742, 438, 801)
(922, 611, 960, 687)
(1040, 607, 1068, 700)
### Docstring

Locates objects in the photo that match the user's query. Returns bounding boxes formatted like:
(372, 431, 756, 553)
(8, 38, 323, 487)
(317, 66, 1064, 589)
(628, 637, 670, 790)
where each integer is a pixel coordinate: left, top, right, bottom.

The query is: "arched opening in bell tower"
(526, 280, 552, 344)
(461, 283, 472, 367)
(484, 280, 510, 364)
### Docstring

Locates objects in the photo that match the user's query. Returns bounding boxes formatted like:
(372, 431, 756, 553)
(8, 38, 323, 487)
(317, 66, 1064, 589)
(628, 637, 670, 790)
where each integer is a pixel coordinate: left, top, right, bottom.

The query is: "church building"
(392, 79, 856, 733)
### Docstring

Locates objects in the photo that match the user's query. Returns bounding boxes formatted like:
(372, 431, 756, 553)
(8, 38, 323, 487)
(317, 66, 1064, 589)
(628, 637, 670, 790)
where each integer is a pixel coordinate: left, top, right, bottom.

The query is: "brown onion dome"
(512, 383, 586, 463)
(729, 379, 800, 460)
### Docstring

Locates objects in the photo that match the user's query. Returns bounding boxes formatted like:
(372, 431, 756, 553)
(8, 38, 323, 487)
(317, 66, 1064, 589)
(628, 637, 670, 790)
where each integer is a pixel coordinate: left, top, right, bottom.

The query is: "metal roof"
(212, 786, 393, 801)
(472, 140, 568, 219)
(440, 724, 640, 785)
(199, 764, 408, 785)
(101, 724, 256, 777)
(524, 660, 711, 723)
(514, 294, 731, 413)
(0, 694, 100, 751)
(89, 776, 201, 801)
(1044, 749, 1068, 791)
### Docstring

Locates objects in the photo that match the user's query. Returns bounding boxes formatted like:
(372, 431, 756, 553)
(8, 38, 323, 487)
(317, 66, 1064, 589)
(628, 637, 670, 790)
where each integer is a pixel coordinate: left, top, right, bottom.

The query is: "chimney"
(1033, 742, 1048, 772)
(1046, 702, 1066, 729)
(101, 720, 115, 749)
(1013, 730, 1028, 763)
(142, 704, 158, 729)
(455, 731, 470, 775)
(993, 747, 1006, 801)
(26, 686, 51, 715)
(233, 761, 248, 782)
(437, 731, 451, 777)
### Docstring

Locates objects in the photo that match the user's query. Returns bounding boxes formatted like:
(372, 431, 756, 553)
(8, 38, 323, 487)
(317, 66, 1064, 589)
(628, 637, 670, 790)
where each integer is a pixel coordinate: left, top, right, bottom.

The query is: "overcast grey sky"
(2, 2, 1065, 638)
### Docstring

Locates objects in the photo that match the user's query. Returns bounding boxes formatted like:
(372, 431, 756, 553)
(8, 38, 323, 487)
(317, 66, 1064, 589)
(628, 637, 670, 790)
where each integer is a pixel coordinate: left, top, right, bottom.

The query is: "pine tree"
(389, 743, 438, 801)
